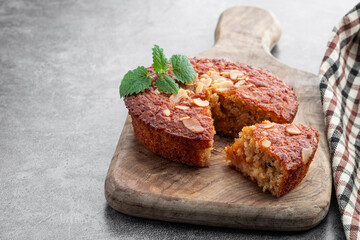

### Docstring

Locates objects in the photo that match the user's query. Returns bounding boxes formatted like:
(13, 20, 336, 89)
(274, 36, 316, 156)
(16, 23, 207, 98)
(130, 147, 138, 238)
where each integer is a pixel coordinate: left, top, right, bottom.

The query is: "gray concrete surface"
(0, 0, 357, 239)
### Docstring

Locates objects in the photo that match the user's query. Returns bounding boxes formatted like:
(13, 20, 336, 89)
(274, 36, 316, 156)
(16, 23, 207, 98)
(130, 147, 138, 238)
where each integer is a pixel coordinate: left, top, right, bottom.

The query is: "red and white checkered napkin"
(320, 3, 360, 240)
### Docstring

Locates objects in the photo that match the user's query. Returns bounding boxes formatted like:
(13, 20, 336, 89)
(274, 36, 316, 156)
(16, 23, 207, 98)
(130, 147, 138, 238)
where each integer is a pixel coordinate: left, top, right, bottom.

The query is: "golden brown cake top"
(190, 58, 298, 122)
(124, 67, 215, 140)
(125, 92, 214, 140)
(124, 58, 298, 141)
(245, 121, 319, 170)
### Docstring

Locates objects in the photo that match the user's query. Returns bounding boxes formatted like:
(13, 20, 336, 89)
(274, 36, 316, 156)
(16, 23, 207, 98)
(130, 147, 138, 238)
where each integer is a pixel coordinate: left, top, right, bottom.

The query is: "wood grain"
(105, 6, 331, 231)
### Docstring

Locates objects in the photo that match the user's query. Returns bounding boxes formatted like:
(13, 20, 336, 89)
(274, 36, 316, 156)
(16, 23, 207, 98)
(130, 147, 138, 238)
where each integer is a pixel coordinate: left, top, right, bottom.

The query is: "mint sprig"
(119, 45, 196, 97)
(119, 66, 151, 97)
(170, 55, 196, 84)
(152, 45, 168, 74)
(156, 75, 179, 94)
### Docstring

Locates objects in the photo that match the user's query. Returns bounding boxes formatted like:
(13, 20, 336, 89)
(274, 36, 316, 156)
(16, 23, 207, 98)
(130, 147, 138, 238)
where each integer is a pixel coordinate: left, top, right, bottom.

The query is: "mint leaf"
(152, 45, 168, 74)
(170, 55, 196, 84)
(119, 66, 151, 97)
(119, 45, 197, 97)
(155, 75, 179, 94)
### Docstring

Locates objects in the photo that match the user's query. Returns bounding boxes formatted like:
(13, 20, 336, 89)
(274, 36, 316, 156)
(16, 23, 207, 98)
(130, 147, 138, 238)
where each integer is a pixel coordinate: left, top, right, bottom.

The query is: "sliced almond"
(179, 116, 190, 121)
(262, 123, 274, 129)
(214, 80, 233, 91)
(313, 137, 318, 144)
(195, 82, 204, 93)
(237, 84, 253, 89)
(216, 88, 229, 92)
(162, 109, 171, 116)
(230, 70, 243, 80)
(203, 78, 212, 88)
(169, 88, 189, 104)
(175, 105, 190, 110)
(234, 80, 245, 88)
(212, 76, 226, 83)
(200, 74, 209, 79)
(220, 72, 230, 77)
(237, 75, 247, 80)
(249, 126, 256, 131)
(301, 147, 313, 164)
(207, 70, 220, 77)
(182, 118, 205, 133)
(153, 89, 161, 95)
(261, 139, 271, 148)
(193, 98, 209, 107)
(286, 124, 301, 135)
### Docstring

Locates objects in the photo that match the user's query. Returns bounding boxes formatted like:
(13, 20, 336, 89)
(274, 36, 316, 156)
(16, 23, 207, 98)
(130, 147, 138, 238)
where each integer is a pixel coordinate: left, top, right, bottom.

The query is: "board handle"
(216, 7, 281, 52)
(197, 6, 282, 66)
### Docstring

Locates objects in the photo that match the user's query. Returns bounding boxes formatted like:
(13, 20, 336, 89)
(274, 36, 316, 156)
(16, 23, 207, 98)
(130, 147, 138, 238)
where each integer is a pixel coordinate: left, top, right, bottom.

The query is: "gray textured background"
(1, 0, 358, 239)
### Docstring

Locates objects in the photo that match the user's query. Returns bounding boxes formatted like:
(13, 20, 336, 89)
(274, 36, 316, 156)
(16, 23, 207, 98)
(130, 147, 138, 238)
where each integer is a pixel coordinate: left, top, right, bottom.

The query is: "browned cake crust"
(125, 74, 215, 167)
(131, 115, 213, 167)
(190, 58, 298, 137)
(225, 121, 319, 197)
(124, 58, 298, 166)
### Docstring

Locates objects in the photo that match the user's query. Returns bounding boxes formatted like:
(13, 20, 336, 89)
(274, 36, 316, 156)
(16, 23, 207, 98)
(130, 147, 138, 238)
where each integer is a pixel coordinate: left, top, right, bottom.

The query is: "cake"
(124, 58, 298, 167)
(225, 121, 319, 197)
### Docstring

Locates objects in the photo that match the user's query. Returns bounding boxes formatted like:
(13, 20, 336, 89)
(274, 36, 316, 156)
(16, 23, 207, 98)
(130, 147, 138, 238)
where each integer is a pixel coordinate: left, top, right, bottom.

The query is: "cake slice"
(225, 121, 319, 197)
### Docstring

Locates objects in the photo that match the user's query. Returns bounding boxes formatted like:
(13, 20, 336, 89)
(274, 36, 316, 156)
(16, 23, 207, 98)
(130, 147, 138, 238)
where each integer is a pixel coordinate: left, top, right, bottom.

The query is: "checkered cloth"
(319, 3, 360, 240)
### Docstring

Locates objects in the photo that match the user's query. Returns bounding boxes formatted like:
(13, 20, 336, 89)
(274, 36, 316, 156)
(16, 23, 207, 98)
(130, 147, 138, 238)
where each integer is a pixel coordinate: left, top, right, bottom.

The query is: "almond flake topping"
(182, 118, 205, 133)
(286, 124, 301, 135)
(207, 70, 220, 77)
(229, 70, 243, 80)
(200, 74, 209, 79)
(313, 137, 318, 144)
(237, 84, 253, 89)
(162, 109, 171, 116)
(203, 78, 212, 88)
(220, 72, 230, 77)
(175, 105, 190, 110)
(301, 147, 313, 164)
(193, 98, 209, 107)
(262, 123, 274, 129)
(213, 80, 233, 91)
(213, 76, 227, 83)
(195, 82, 204, 93)
(234, 80, 245, 87)
(261, 139, 271, 148)
(179, 116, 190, 121)
(169, 88, 189, 104)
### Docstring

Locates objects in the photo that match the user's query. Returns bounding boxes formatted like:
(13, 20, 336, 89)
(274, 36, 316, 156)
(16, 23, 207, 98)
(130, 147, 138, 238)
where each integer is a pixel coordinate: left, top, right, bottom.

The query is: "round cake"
(124, 58, 298, 167)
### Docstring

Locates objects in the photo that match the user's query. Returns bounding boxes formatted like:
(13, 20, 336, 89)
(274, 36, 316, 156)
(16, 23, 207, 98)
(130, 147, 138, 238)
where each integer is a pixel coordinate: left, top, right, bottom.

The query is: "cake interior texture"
(226, 128, 284, 196)
(225, 122, 319, 197)
(209, 93, 285, 138)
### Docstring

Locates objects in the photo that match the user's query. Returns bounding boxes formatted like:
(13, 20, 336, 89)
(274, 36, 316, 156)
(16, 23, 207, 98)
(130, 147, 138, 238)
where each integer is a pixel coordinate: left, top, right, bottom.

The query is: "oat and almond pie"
(124, 58, 299, 167)
(225, 121, 319, 197)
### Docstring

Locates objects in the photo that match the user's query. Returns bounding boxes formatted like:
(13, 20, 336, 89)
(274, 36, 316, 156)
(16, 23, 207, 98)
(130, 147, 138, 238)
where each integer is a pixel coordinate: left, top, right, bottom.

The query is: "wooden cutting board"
(105, 6, 331, 231)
